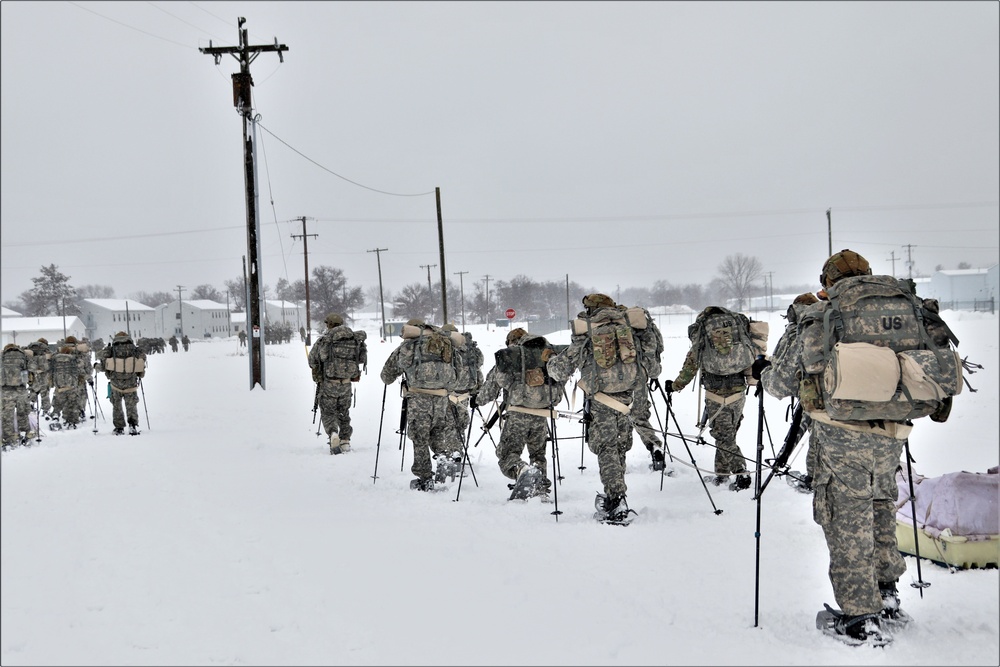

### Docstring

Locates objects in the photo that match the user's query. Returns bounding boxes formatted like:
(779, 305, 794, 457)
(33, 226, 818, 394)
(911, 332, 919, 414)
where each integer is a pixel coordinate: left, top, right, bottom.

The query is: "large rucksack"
(400, 323, 463, 390)
(103, 339, 146, 375)
(798, 275, 962, 422)
(452, 333, 484, 395)
(571, 308, 639, 394)
(320, 327, 367, 380)
(2, 347, 30, 387)
(50, 352, 79, 389)
(494, 334, 566, 408)
(687, 306, 759, 377)
(26, 342, 50, 374)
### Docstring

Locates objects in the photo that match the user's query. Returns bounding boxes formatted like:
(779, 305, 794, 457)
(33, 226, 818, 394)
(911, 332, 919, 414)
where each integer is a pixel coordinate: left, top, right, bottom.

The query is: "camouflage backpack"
(26, 341, 51, 374)
(494, 334, 566, 409)
(319, 327, 367, 380)
(50, 352, 79, 389)
(571, 308, 640, 394)
(2, 346, 29, 387)
(687, 306, 757, 377)
(103, 338, 146, 375)
(399, 323, 462, 391)
(452, 332, 484, 395)
(798, 274, 962, 422)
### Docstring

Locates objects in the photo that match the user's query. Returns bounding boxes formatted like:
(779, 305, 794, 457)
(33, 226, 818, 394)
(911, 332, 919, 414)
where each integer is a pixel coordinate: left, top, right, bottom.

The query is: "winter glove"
(751, 356, 771, 381)
(648, 377, 660, 392)
(663, 380, 674, 394)
(87, 378, 94, 388)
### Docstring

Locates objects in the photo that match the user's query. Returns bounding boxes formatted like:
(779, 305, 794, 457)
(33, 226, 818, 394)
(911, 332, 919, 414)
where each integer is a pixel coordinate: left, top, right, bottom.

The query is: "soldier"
(181, 334, 190, 352)
(97, 331, 146, 435)
(308, 313, 367, 455)
(2, 343, 34, 448)
(626, 306, 667, 471)
(49, 345, 84, 429)
(380, 318, 463, 491)
(25, 338, 52, 418)
(169, 335, 179, 353)
(442, 323, 484, 459)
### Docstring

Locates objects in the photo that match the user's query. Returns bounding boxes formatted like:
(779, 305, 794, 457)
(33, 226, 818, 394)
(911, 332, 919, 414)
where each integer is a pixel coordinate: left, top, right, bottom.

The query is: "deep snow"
(1, 308, 997, 666)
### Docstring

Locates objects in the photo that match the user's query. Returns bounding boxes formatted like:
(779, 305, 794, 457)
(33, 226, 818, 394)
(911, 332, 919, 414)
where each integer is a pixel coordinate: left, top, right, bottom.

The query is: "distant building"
(2, 306, 22, 319)
(156, 299, 231, 339)
(263, 300, 306, 331)
(230, 311, 246, 334)
(1, 316, 86, 347)
(920, 267, 997, 310)
(77, 298, 157, 341)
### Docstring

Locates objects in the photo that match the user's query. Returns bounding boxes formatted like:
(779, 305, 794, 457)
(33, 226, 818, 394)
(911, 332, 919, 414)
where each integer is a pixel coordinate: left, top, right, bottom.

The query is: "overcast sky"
(2, 1, 997, 305)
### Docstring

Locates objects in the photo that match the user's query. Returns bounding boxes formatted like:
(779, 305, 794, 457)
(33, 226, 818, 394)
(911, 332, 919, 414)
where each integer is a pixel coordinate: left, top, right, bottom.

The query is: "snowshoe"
(49, 421, 64, 431)
(128, 425, 140, 436)
(435, 454, 463, 483)
(113, 428, 125, 436)
(728, 474, 752, 492)
(703, 474, 729, 487)
(508, 465, 545, 501)
(879, 582, 912, 628)
(329, 434, 344, 455)
(816, 604, 891, 647)
(1, 441, 17, 452)
(787, 471, 814, 493)
(594, 492, 636, 526)
(409, 477, 435, 492)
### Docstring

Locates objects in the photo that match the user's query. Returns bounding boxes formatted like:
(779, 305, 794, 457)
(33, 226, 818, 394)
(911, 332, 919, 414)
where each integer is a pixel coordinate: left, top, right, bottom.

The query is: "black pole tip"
(714, 509, 724, 515)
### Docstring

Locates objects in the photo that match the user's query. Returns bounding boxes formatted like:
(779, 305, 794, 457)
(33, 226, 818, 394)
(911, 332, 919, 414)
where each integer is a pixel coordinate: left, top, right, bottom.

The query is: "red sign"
(505, 308, 516, 319)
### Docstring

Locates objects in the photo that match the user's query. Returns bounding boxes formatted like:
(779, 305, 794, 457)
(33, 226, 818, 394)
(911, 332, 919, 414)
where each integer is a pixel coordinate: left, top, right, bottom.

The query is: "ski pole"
(474, 405, 498, 448)
(138, 377, 150, 430)
(753, 382, 765, 627)
(665, 390, 723, 515)
(372, 383, 387, 485)
(90, 381, 99, 434)
(397, 387, 409, 472)
(34, 391, 42, 443)
(903, 439, 931, 596)
(548, 413, 563, 521)
(454, 400, 479, 502)
(756, 401, 806, 499)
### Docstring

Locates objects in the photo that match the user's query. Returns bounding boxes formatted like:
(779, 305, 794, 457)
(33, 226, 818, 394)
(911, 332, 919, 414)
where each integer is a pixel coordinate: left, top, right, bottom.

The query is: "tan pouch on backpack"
(824, 342, 899, 401)
(899, 349, 963, 400)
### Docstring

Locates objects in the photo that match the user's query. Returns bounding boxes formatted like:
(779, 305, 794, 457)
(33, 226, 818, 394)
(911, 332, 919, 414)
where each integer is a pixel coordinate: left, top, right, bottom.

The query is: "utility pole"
(368, 248, 389, 340)
(435, 187, 448, 325)
(483, 274, 492, 328)
(291, 216, 318, 345)
(200, 17, 288, 390)
(454, 270, 468, 330)
(565, 274, 570, 327)
(176, 285, 186, 336)
(420, 264, 437, 323)
(826, 208, 832, 257)
(765, 271, 774, 310)
(903, 244, 916, 280)
(888, 250, 898, 277)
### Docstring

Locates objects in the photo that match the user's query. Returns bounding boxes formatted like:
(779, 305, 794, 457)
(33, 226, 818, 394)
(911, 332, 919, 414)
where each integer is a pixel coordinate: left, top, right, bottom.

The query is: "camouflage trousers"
(405, 392, 461, 481)
(495, 410, 550, 482)
(2, 386, 32, 443)
(52, 385, 83, 425)
(450, 396, 473, 446)
(30, 372, 51, 413)
(704, 393, 747, 475)
(631, 383, 663, 452)
(811, 420, 907, 616)
(587, 398, 634, 498)
(318, 380, 354, 443)
(109, 383, 141, 430)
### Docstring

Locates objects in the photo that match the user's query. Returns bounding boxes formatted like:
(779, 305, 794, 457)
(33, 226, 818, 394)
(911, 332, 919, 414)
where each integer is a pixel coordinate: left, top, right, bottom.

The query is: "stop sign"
(505, 308, 516, 319)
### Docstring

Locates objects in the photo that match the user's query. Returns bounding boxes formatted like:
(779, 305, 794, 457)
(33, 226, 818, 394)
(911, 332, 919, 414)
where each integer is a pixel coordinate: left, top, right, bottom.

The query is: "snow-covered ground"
(2, 309, 997, 666)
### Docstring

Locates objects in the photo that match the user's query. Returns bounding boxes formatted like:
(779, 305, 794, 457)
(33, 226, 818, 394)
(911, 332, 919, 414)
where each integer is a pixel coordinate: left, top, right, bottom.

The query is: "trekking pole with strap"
(471, 404, 501, 448)
(138, 377, 150, 430)
(649, 378, 674, 463)
(454, 399, 480, 502)
(372, 383, 388, 485)
(579, 397, 592, 472)
(548, 412, 563, 521)
(903, 439, 931, 596)
(90, 381, 99, 434)
(398, 384, 409, 472)
(312, 382, 320, 430)
(34, 391, 43, 443)
(753, 382, 766, 627)
(756, 400, 806, 498)
(664, 389, 723, 515)
(473, 404, 498, 448)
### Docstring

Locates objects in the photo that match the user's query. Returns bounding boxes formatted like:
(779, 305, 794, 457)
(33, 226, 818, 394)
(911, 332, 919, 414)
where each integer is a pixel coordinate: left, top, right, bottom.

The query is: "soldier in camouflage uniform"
(442, 323, 484, 448)
(308, 313, 367, 455)
(97, 331, 147, 435)
(479, 328, 565, 498)
(2, 343, 34, 448)
(547, 294, 641, 522)
(61, 336, 92, 425)
(626, 306, 666, 470)
(49, 345, 84, 428)
(664, 310, 751, 491)
(25, 338, 53, 417)
(759, 250, 957, 645)
(380, 318, 462, 491)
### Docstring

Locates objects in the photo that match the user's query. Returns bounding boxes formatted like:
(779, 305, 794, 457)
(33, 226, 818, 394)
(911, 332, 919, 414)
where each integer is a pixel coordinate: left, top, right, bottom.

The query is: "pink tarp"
(896, 465, 1000, 541)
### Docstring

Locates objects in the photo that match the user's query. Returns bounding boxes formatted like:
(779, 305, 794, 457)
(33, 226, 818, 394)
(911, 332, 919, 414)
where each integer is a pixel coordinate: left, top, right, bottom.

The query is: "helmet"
(506, 327, 528, 345)
(37, 337, 48, 344)
(405, 318, 425, 327)
(64, 336, 78, 344)
(115, 331, 129, 338)
(792, 292, 819, 307)
(582, 293, 615, 310)
(3, 343, 19, 352)
(441, 323, 458, 332)
(821, 249, 871, 288)
(325, 313, 344, 327)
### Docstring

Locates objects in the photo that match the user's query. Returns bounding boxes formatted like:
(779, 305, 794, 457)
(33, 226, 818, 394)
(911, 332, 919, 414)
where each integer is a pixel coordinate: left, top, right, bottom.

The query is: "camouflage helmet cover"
(821, 249, 871, 287)
(582, 293, 616, 310)
(64, 336, 78, 344)
(405, 318, 425, 327)
(441, 323, 458, 332)
(506, 327, 528, 345)
(37, 337, 48, 344)
(325, 313, 344, 327)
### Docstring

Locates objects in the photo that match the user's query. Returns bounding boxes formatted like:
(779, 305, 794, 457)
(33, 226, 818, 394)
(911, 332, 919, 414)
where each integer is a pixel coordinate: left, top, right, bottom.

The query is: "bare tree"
(127, 291, 174, 308)
(76, 284, 116, 298)
(716, 254, 763, 311)
(190, 284, 223, 302)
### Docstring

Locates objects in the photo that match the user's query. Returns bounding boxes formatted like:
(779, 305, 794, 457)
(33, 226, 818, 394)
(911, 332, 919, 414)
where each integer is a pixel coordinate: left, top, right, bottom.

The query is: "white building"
(920, 267, 998, 309)
(77, 298, 157, 342)
(263, 300, 306, 331)
(156, 299, 231, 339)
(1, 316, 86, 347)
